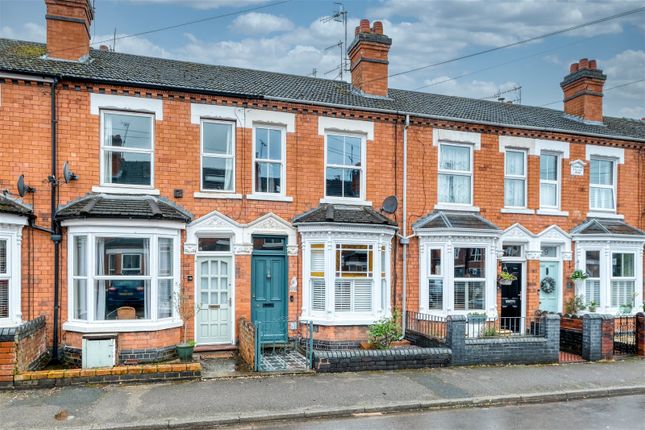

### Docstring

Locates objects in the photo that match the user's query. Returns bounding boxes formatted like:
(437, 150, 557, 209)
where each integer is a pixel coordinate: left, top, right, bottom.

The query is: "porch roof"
(0, 194, 32, 217)
(571, 218, 644, 237)
(413, 211, 501, 232)
(292, 204, 397, 226)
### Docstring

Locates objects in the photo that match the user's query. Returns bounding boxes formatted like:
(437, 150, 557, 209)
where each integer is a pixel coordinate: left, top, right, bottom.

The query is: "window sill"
(63, 319, 183, 333)
(92, 186, 160, 196)
(536, 209, 569, 217)
(500, 208, 534, 215)
(300, 313, 387, 326)
(586, 211, 624, 220)
(246, 194, 293, 202)
(320, 197, 372, 206)
(0, 319, 21, 329)
(194, 192, 242, 200)
(433, 203, 480, 212)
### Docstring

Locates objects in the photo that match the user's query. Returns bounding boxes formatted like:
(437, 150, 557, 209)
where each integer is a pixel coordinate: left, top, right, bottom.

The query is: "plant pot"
(391, 339, 411, 348)
(176, 344, 195, 362)
(360, 341, 374, 350)
(498, 279, 512, 286)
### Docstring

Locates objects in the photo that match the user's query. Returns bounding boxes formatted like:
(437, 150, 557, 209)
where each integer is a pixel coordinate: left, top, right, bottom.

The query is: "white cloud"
(602, 49, 645, 118)
(230, 12, 294, 35)
(0, 22, 45, 42)
(91, 33, 171, 58)
(122, 0, 269, 10)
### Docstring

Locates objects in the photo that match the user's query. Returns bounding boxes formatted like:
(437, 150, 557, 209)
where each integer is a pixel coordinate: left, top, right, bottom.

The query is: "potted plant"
(588, 301, 598, 313)
(366, 311, 403, 349)
(498, 270, 517, 286)
(175, 288, 197, 362)
(564, 295, 586, 317)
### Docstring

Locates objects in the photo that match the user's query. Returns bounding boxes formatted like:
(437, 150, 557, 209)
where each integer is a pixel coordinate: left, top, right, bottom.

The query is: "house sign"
(570, 159, 585, 176)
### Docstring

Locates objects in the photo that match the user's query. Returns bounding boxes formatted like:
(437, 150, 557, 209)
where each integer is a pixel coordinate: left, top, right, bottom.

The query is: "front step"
(194, 344, 238, 353)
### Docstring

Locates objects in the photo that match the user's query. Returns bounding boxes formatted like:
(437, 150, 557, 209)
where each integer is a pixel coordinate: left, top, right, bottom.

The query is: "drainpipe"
(50, 78, 62, 362)
(401, 115, 410, 334)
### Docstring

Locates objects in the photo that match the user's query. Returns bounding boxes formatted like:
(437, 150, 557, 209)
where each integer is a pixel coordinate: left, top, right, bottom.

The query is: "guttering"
(401, 114, 410, 335)
(0, 71, 55, 83)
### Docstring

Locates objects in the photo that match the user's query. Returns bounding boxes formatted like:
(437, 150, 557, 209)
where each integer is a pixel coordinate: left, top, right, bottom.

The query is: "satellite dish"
(63, 161, 78, 183)
(381, 195, 398, 214)
(17, 175, 34, 197)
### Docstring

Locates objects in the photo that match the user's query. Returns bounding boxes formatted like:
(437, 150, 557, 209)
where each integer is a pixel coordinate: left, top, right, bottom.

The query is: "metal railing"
(614, 316, 636, 355)
(466, 316, 543, 338)
(254, 319, 314, 372)
(405, 311, 447, 341)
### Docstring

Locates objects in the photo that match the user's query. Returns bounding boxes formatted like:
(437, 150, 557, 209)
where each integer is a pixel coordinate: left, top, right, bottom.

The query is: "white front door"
(196, 257, 232, 345)
(539, 261, 560, 313)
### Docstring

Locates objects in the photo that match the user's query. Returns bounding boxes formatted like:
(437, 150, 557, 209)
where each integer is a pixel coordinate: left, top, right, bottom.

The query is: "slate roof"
(413, 211, 501, 231)
(293, 204, 397, 226)
(1, 38, 644, 142)
(56, 194, 192, 222)
(0, 194, 32, 217)
(571, 218, 644, 237)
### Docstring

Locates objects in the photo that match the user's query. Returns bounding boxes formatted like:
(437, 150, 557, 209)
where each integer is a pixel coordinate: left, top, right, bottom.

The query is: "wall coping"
(0, 316, 46, 342)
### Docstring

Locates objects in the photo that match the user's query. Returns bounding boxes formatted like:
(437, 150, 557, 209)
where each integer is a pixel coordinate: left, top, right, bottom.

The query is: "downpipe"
(400, 114, 410, 336)
(50, 77, 62, 362)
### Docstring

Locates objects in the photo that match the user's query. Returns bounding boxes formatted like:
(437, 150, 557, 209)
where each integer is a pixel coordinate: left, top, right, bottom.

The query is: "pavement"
(0, 358, 643, 430)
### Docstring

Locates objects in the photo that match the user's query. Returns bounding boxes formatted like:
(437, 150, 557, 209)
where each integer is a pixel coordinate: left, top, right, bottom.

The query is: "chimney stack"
(347, 19, 392, 97)
(45, 0, 94, 61)
(560, 58, 607, 123)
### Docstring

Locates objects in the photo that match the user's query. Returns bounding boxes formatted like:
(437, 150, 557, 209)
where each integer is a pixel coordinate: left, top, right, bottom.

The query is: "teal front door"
(539, 261, 560, 313)
(251, 237, 287, 344)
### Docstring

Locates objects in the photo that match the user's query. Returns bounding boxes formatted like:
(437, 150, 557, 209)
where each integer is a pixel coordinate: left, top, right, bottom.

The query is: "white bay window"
(0, 215, 26, 327)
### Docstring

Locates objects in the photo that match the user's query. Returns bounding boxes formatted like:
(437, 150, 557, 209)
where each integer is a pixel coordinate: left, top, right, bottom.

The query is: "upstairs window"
(325, 134, 364, 199)
(540, 153, 560, 209)
(101, 111, 153, 187)
(254, 127, 285, 194)
(590, 158, 615, 211)
(504, 150, 526, 208)
(438, 144, 472, 205)
(201, 120, 235, 192)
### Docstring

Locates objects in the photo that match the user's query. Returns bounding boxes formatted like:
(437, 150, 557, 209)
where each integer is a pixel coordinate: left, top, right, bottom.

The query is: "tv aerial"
(381, 195, 398, 214)
(63, 161, 78, 183)
(17, 175, 35, 197)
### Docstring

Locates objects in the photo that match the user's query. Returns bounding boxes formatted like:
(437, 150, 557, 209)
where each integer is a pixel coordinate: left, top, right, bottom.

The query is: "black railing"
(405, 311, 447, 340)
(466, 316, 543, 338)
(614, 316, 637, 355)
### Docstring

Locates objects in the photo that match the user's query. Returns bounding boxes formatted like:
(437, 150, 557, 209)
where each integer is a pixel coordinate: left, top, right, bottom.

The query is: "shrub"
(368, 311, 402, 349)
(565, 295, 586, 316)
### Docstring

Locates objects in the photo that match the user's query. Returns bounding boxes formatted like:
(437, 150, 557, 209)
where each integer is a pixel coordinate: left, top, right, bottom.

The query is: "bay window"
(504, 150, 526, 208)
(325, 133, 364, 200)
(254, 126, 285, 195)
(611, 253, 635, 307)
(453, 247, 485, 311)
(201, 120, 235, 192)
(438, 144, 472, 205)
(584, 250, 600, 306)
(334, 244, 373, 312)
(540, 153, 560, 209)
(589, 158, 615, 211)
(101, 111, 154, 187)
(427, 249, 443, 310)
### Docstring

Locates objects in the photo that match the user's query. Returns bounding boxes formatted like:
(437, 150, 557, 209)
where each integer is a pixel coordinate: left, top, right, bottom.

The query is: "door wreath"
(540, 276, 556, 294)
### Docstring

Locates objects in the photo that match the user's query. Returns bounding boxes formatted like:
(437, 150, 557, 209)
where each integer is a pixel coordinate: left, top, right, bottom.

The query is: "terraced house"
(0, 0, 643, 375)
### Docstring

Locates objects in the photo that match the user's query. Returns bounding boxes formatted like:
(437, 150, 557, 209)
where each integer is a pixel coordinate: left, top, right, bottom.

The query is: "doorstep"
(194, 344, 238, 353)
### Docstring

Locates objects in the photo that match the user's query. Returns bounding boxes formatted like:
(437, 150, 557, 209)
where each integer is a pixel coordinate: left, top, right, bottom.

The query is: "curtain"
(505, 179, 525, 206)
(224, 159, 234, 191)
(439, 174, 470, 204)
(590, 187, 614, 210)
(95, 239, 106, 320)
(540, 183, 557, 207)
(440, 145, 470, 171)
(506, 151, 524, 176)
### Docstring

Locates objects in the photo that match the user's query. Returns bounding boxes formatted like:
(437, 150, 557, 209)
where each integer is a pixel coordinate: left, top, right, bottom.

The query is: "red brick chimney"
(347, 19, 392, 97)
(560, 58, 607, 123)
(45, 0, 94, 61)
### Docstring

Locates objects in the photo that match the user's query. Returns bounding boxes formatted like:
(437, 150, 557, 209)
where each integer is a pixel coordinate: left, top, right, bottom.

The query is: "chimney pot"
(99, 45, 109, 52)
(570, 63, 579, 73)
(561, 57, 606, 123)
(589, 59, 597, 69)
(348, 18, 392, 97)
(579, 58, 589, 69)
(359, 19, 370, 33)
(355, 25, 360, 36)
(373, 21, 383, 34)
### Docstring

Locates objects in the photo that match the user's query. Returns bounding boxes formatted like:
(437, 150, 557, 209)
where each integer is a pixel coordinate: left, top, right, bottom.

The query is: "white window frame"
(64, 221, 183, 333)
(610, 252, 636, 308)
(99, 110, 155, 190)
(0, 216, 26, 328)
(427, 248, 444, 311)
(504, 149, 527, 209)
(540, 151, 561, 210)
(589, 157, 617, 213)
(200, 119, 236, 193)
(251, 124, 287, 197)
(323, 131, 367, 203)
(437, 143, 474, 207)
(300, 227, 393, 325)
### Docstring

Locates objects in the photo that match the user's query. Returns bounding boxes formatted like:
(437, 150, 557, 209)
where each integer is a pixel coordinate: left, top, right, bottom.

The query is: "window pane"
(428, 279, 443, 310)
(0, 280, 8, 318)
(310, 248, 325, 275)
(541, 246, 558, 258)
(252, 237, 285, 251)
(540, 183, 557, 207)
(203, 157, 233, 191)
(334, 280, 351, 312)
(454, 281, 484, 311)
(585, 280, 600, 306)
(506, 151, 524, 175)
(336, 245, 371, 277)
(454, 248, 485, 278)
(590, 187, 614, 210)
(158, 279, 173, 319)
(503, 245, 521, 257)
(269, 129, 282, 161)
(611, 280, 634, 307)
(255, 127, 269, 159)
(311, 279, 326, 311)
(504, 178, 525, 207)
(326, 167, 360, 198)
(612, 253, 634, 277)
(104, 113, 151, 149)
(73, 236, 87, 276)
(353, 279, 372, 311)
(590, 159, 613, 185)
(440, 145, 470, 171)
(255, 162, 281, 193)
(438, 174, 471, 204)
(96, 279, 150, 320)
(327, 135, 344, 165)
(159, 238, 173, 277)
(104, 151, 151, 185)
(73, 279, 87, 320)
(96, 237, 149, 276)
(0, 240, 6, 274)
(344, 136, 362, 167)
(203, 122, 233, 155)
(585, 251, 600, 278)
(430, 249, 441, 275)
(198, 237, 231, 252)
(540, 154, 557, 180)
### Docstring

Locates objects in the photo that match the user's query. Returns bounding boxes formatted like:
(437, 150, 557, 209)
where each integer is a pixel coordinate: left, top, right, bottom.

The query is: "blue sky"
(1, 0, 644, 118)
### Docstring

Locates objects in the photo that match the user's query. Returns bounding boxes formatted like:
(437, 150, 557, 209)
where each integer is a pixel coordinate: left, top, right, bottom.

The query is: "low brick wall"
(0, 317, 49, 387)
(13, 362, 201, 389)
(637, 313, 645, 357)
(313, 347, 451, 373)
(581, 314, 614, 361)
(560, 317, 583, 355)
(120, 345, 176, 365)
(238, 317, 255, 369)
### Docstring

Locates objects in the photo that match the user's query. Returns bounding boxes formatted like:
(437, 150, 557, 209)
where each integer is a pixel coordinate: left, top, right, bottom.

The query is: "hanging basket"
(498, 278, 513, 286)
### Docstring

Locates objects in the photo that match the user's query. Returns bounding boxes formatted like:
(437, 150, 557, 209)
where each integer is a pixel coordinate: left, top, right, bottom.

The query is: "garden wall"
(313, 347, 451, 373)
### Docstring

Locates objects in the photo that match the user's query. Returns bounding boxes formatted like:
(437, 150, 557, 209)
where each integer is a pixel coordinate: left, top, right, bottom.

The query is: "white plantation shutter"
(311, 249, 324, 273)
(0, 280, 7, 318)
(334, 280, 351, 312)
(611, 280, 634, 307)
(311, 279, 326, 311)
(585, 280, 600, 305)
(353, 279, 372, 312)
(454, 281, 466, 310)
(0, 240, 6, 274)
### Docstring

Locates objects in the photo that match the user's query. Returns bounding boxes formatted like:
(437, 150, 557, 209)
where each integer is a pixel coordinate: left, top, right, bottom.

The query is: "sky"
(1, 0, 644, 118)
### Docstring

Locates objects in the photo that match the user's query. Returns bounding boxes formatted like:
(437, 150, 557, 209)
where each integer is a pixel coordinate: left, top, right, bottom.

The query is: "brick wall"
(637, 313, 645, 357)
(238, 317, 255, 369)
(0, 317, 48, 386)
(560, 317, 583, 355)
